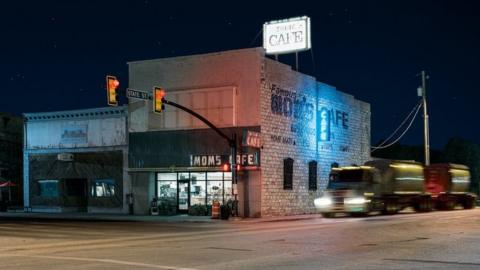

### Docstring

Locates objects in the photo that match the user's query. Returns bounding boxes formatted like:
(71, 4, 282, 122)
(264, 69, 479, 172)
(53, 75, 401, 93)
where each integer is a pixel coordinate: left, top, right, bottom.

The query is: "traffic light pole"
(162, 99, 239, 217)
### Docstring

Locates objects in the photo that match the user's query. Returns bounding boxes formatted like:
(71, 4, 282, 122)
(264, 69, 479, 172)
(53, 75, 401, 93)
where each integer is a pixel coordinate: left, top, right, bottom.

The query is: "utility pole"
(420, 70, 430, 166)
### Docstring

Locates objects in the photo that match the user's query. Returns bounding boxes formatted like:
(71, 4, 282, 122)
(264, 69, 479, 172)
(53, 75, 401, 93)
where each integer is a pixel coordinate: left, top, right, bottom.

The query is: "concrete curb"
(0, 212, 323, 224)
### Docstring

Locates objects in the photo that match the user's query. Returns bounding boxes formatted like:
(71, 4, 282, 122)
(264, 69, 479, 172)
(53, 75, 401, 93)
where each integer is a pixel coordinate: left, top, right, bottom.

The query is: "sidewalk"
(0, 211, 322, 224)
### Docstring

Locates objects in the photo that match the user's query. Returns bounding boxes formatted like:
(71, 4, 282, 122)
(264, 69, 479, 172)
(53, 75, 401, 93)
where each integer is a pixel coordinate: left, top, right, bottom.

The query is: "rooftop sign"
(263, 16, 311, 55)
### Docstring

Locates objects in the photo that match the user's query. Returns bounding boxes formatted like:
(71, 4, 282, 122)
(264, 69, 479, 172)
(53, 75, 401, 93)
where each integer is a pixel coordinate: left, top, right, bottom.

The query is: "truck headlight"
(314, 197, 332, 208)
(344, 197, 370, 205)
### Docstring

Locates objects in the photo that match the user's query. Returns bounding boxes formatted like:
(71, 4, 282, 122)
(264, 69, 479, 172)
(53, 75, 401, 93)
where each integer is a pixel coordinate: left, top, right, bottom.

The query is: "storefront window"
(191, 172, 206, 181)
(158, 173, 176, 181)
(207, 181, 223, 205)
(190, 180, 206, 206)
(158, 181, 177, 200)
(156, 171, 233, 213)
(207, 172, 223, 180)
(178, 172, 190, 180)
(91, 179, 115, 197)
(224, 180, 233, 204)
(38, 180, 59, 197)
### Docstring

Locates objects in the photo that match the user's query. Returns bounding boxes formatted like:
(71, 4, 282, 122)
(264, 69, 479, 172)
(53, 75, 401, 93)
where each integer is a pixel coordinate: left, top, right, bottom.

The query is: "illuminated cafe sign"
(242, 130, 261, 148)
(263, 16, 311, 55)
(190, 153, 260, 167)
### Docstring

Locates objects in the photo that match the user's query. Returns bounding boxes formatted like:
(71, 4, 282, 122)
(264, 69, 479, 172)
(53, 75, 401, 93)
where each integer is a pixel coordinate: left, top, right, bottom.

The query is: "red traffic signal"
(153, 87, 166, 113)
(222, 163, 230, 172)
(106, 75, 120, 106)
(221, 163, 240, 172)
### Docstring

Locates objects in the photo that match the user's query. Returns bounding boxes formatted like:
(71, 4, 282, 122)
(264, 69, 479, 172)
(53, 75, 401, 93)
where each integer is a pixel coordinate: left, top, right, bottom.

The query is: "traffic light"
(153, 87, 166, 114)
(222, 163, 231, 172)
(106, 75, 120, 106)
(221, 163, 240, 172)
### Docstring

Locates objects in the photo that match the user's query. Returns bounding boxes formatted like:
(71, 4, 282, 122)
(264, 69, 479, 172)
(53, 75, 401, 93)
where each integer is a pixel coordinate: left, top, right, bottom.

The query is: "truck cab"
(314, 166, 381, 217)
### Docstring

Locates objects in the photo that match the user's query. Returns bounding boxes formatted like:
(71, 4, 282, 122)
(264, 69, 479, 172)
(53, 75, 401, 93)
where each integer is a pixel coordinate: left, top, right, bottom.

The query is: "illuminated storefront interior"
(156, 172, 233, 213)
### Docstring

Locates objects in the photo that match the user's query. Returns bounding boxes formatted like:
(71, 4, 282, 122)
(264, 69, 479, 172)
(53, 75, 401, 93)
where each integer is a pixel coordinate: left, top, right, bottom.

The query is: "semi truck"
(425, 163, 476, 210)
(314, 160, 476, 217)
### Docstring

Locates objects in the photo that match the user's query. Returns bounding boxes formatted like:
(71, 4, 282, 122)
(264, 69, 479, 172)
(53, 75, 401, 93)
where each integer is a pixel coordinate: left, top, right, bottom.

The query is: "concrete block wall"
(316, 83, 371, 189)
(260, 59, 319, 216)
(260, 58, 371, 216)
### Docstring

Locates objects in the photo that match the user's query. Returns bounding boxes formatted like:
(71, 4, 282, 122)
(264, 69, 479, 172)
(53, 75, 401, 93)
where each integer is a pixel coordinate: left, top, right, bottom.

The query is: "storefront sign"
(61, 125, 87, 144)
(242, 130, 261, 148)
(317, 106, 349, 142)
(57, 153, 74, 162)
(270, 84, 314, 120)
(263, 16, 311, 55)
(190, 153, 260, 167)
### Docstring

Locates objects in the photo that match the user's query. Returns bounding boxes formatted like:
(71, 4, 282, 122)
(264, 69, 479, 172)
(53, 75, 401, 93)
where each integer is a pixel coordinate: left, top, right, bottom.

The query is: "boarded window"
(308, 161, 317, 190)
(283, 158, 294, 190)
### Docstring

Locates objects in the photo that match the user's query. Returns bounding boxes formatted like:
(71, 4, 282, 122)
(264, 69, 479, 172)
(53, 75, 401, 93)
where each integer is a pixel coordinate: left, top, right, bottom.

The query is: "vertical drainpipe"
(23, 116, 29, 210)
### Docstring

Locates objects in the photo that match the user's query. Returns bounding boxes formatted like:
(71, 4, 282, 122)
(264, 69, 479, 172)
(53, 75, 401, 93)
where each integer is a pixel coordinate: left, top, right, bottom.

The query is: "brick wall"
(260, 58, 371, 216)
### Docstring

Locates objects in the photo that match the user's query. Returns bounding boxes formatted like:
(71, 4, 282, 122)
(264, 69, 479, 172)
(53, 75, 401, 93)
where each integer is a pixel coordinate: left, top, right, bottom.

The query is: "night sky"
(1, 1, 479, 150)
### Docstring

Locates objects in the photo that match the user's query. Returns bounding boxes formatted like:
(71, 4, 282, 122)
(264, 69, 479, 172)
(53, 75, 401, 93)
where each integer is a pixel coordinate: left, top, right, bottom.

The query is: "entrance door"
(64, 178, 88, 211)
(177, 180, 190, 213)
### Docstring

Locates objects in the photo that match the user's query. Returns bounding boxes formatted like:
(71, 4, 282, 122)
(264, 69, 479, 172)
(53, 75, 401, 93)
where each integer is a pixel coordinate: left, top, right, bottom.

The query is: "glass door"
(177, 180, 190, 213)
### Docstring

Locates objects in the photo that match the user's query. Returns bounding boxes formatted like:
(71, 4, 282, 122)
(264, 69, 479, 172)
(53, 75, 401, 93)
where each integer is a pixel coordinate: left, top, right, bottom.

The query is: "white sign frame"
(263, 16, 311, 55)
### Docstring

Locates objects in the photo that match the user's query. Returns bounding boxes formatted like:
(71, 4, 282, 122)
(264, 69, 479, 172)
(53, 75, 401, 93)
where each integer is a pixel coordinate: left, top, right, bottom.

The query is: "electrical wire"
(249, 28, 263, 47)
(371, 100, 423, 152)
(373, 100, 422, 149)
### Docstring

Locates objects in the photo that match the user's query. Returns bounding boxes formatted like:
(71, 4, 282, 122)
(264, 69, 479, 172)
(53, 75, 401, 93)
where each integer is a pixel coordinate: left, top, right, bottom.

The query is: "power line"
(372, 100, 422, 150)
(371, 100, 422, 152)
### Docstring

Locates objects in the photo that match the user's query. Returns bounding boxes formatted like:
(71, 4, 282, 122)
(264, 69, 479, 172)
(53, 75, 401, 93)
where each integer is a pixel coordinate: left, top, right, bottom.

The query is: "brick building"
(128, 47, 371, 217)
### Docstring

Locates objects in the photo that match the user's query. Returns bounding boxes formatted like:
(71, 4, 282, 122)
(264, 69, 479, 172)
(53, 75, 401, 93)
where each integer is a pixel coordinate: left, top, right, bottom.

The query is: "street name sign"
(127, 89, 150, 100)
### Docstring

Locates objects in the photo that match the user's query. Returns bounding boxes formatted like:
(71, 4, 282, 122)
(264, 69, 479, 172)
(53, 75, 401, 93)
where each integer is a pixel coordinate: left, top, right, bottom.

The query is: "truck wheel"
(415, 197, 433, 212)
(321, 212, 335, 218)
(461, 196, 475, 209)
(382, 199, 398, 215)
(445, 199, 455, 211)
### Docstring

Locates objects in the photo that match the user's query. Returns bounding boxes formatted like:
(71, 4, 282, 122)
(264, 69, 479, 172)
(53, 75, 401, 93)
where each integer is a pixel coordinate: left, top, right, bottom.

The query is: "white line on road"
(0, 254, 199, 270)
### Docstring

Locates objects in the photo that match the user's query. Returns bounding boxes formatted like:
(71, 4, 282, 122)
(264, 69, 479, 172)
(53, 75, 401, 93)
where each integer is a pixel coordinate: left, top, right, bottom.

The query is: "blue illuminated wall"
(260, 58, 371, 216)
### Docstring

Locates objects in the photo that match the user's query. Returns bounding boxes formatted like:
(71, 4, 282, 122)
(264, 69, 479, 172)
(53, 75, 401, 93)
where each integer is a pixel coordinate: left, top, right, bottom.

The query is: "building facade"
(128, 48, 371, 217)
(23, 107, 129, 213)
(0, 113, 23, 206)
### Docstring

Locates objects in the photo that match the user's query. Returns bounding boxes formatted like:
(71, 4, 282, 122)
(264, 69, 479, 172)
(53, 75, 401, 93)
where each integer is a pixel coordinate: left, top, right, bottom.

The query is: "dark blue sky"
(1, 1, 479, 149)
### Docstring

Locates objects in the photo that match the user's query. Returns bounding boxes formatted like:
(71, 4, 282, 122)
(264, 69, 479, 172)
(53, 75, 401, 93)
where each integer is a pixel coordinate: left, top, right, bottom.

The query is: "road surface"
(0, 209, 479, 269)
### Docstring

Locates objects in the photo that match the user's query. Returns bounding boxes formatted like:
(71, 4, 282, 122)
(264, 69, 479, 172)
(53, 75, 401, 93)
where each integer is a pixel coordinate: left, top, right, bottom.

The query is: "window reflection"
(190, 180, 206, 206)
(207, 181, 223, 205)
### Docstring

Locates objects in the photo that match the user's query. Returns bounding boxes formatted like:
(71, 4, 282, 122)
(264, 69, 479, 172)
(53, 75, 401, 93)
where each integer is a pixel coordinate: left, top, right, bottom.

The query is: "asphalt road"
(0, 209, 479, 270)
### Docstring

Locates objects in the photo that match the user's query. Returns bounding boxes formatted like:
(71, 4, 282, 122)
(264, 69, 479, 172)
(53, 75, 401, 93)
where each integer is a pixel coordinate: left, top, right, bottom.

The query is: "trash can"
(220, 204, 230, 220)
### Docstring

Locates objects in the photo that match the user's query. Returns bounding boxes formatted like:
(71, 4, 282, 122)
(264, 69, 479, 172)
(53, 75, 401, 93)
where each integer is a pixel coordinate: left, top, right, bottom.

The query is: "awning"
(0, 181, 16, 187)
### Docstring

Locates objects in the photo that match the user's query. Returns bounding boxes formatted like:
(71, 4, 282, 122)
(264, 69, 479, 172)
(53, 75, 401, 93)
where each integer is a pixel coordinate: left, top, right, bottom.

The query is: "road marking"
(384, 258, 480, 266)
(0, 254, 199, 270)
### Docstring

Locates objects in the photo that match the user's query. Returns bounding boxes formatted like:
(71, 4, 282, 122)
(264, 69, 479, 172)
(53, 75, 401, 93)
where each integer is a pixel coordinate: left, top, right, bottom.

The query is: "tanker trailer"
(314, 160, 432, 217)
(425, 163, 477, 210)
